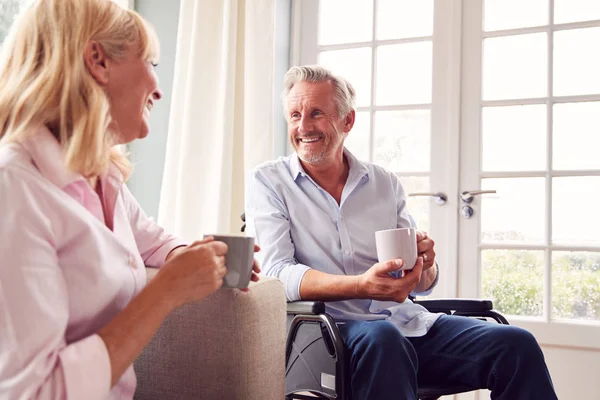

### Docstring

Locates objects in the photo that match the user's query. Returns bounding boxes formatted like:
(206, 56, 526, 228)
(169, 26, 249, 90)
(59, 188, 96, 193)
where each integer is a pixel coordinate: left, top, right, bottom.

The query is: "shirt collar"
(289, 152, 305, 180)
(290, 147, 369, 182)
(19, 125, 122, 190)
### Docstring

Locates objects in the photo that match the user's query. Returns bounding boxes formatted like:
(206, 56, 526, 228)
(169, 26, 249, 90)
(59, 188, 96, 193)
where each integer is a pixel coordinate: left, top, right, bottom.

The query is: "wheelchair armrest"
(414, 298, 493, 313)
(286, 301, 326, 315)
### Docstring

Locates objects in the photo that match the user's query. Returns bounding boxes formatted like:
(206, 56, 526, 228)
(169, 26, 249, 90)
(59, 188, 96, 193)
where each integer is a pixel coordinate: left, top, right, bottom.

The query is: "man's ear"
(343, 109, 356, 133)
(83, 41, 110, 85)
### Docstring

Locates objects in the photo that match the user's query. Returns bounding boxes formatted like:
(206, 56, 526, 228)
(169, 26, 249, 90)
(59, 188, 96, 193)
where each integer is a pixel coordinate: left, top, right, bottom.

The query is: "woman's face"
(84, 41, 163, 145)
(105, 50, 163, 144)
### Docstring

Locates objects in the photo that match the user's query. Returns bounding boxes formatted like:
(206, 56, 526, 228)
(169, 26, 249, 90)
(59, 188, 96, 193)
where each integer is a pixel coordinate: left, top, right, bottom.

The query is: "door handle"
(408, 192, 448, 205)
(461, 189, 497, 204)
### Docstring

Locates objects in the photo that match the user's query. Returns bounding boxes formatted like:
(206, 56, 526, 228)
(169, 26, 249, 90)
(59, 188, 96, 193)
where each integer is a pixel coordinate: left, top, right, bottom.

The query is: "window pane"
(553, 102, 600, 170)
(552, 251, 600, 322)
(0, 0, 21, 43)
(400, 176, 430, 233)
(482, 249, 544, 317)
(554, 27, 600, 97)
(484, 0, 548, 31)
(554, 0, 600, 24)
(376, 42, 432, 105)
(483, 33, 547, 100)
(482, 105, 546, 171)
(319, 47, 372, 108)
(552, 177, 600, 246)
(373, 110, 430, 172)
(318, 0, 373, 45)
(344, 111, 370, 162)
(376, 0, 433, 40)
(481, 178, 546, 244)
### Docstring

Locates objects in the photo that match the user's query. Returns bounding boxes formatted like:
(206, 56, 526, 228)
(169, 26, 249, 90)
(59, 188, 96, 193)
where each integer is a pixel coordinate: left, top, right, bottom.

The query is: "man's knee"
(505, 326, 540, 350)
(489, 325, 544, 361)
(349, 320, 416, 364)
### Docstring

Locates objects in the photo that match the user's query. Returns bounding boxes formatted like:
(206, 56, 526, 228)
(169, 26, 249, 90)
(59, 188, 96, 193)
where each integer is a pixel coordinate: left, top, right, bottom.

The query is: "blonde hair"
(0, 0, 160, 181)
(282, 65, 356, 119)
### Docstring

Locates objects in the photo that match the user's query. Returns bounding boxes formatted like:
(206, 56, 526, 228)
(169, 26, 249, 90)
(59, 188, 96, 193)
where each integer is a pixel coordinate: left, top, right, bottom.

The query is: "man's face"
(285, 81, 354, 165)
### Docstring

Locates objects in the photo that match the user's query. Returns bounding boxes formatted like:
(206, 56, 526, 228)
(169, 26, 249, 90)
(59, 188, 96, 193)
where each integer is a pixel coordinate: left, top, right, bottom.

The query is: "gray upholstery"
(135, 268, 286, 400)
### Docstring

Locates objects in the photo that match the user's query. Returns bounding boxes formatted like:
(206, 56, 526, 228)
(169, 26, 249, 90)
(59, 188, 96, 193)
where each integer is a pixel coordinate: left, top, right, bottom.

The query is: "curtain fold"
(158, 0, 276, 241)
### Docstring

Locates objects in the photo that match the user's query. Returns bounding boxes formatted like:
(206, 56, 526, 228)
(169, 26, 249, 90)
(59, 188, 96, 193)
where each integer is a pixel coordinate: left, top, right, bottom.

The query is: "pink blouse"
(0, 127, 185, 399)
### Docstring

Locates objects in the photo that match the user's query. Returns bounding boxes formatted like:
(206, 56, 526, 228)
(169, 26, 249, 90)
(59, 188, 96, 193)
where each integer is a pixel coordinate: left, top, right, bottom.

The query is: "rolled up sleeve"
(121, 184, 187, 267)
(0, 171, 111, 400)
(59, 334, 112, 398)
(245, 170, 311, 301)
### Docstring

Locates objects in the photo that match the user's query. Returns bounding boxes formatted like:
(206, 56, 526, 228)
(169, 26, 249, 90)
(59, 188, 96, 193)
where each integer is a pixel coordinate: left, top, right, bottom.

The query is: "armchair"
(134, 267, 287, 400)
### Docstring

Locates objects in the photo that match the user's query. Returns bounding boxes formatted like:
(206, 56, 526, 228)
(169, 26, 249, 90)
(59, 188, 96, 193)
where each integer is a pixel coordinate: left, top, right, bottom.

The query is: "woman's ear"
(83, 41, 110, 85)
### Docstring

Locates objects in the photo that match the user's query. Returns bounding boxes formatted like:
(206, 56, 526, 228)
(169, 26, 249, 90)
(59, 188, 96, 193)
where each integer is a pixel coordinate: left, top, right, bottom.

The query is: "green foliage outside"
(482, 250, 600, 321)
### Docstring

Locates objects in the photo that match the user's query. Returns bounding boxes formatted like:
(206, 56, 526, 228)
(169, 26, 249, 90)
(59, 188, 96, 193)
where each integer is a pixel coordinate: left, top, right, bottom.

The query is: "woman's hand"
(156, 237, 228, 309)
(239, 244, 262, 292)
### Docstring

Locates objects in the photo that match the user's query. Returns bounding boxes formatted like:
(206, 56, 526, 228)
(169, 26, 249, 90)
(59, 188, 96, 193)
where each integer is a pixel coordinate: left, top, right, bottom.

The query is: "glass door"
(293, 0, 462, 297)
(459, 0, 600, 351)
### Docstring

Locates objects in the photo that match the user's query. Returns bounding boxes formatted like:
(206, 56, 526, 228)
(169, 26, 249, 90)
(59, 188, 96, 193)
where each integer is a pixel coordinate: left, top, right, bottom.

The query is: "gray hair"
(282, 65, 356, 119)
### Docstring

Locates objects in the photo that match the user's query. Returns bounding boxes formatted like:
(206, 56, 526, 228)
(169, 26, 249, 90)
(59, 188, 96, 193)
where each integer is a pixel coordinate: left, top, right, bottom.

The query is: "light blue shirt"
(246, 149, 441, 337)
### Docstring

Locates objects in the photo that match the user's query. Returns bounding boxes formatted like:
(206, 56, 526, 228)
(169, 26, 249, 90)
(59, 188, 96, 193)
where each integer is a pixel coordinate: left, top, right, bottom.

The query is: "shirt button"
(128, 256, 137, 268)
(344, 250, 351, 255)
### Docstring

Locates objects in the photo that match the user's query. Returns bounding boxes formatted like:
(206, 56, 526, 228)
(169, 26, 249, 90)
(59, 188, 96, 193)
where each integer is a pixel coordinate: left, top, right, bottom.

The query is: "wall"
(128, 0, 180, 218)
(128, 0, 180, 217)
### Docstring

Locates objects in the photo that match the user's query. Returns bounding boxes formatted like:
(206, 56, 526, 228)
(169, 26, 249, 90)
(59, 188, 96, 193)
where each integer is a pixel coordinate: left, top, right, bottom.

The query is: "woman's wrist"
(145, 271, 181, 313)
(165, 245, 187, 262)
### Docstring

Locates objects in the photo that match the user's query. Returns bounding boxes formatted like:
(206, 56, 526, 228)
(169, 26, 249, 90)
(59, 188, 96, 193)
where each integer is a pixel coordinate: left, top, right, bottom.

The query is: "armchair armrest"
(136, 268, 286, 400)
(286, 301, 326, 315)
(414, 298, 493, 312)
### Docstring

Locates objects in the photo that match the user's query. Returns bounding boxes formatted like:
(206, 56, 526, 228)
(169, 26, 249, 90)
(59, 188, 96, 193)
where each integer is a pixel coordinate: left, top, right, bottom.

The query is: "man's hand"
(414, 231, 438, 292)
(356, 257, 424, 303)
(417, 231, 435, 270)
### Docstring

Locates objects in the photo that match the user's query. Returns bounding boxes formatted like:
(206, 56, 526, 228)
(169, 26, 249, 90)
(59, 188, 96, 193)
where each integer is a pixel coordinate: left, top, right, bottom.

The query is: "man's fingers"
(417, 239, 427, 253)
(406, 257, 424, 283)
(416, 231, 428, 242)
(375, 259, 403, 275)
(254, 244, 261, 252)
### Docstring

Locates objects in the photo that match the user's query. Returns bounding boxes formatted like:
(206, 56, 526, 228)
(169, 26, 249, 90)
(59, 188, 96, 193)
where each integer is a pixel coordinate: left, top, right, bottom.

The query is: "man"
(245, 66, 557, 400)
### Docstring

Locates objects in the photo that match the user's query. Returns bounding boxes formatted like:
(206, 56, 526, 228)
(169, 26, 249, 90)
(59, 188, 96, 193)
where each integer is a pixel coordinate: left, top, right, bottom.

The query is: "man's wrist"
(424, 262, 439, 291)
(352, 275, 364, 299)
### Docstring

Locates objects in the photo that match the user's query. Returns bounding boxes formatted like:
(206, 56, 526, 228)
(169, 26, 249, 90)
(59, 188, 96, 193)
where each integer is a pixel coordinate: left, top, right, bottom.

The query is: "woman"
(0, 1, 259, 398)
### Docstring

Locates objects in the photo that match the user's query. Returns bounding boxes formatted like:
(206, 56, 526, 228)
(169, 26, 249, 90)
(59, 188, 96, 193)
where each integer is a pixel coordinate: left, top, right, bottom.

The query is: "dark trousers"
(338, 315, 558, 400)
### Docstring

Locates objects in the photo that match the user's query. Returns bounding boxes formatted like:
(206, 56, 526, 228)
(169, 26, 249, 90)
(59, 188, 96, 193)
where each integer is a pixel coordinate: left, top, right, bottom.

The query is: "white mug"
(375, 228, 417, 276)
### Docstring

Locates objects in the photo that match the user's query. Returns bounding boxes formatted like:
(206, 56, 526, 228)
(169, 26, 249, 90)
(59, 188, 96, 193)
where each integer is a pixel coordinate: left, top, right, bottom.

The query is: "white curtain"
(158, 0, 276, 241)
